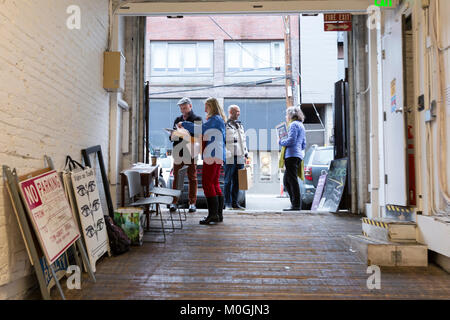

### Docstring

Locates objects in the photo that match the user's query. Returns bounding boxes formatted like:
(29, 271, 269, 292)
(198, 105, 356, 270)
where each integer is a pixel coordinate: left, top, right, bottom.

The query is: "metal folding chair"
(123, 170, 174, 242)
(150, 166, 188, 225)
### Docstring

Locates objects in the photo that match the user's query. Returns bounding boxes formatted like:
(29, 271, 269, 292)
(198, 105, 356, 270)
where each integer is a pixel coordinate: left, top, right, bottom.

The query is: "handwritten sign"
(20, 170, 80, 264)
(317, 159, 347, 213)
(69, 168, 109, 272)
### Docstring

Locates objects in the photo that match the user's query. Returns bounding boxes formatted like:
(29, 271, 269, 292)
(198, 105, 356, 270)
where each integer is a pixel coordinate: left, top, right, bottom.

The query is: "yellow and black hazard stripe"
(386, 205, 412, 213)
(362, 231, 369, 237)
(362, 218, 388, 229)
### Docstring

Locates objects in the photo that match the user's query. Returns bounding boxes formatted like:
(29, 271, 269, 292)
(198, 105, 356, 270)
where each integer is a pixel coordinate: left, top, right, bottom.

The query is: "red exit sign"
(324, 13, 352, 22)
(324, 13, 352, 32)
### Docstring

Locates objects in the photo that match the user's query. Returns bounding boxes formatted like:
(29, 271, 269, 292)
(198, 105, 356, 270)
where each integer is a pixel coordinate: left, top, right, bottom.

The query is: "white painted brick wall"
(0, 0, 110, 299)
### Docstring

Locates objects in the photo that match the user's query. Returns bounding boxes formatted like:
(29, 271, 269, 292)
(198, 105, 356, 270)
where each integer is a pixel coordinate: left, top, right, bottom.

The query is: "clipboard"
(276, 122, 288, 140)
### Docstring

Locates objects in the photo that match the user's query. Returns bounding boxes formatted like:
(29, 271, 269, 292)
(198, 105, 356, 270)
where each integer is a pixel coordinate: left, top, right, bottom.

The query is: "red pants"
(202, 163, 223, 198)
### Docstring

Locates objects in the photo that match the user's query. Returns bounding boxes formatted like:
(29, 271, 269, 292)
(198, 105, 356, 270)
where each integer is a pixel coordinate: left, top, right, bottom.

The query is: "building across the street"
(146, 15, 342, 193)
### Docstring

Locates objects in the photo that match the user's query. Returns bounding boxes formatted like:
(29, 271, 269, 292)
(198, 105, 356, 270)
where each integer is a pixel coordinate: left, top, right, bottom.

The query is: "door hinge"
(385, 174, 388, 184)
(382, 50, 386, 59)
(383, 111, 387, 121)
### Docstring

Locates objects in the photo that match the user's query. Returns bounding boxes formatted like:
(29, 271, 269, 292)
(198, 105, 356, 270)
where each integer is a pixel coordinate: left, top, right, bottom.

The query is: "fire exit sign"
(324, 13, 352, 32)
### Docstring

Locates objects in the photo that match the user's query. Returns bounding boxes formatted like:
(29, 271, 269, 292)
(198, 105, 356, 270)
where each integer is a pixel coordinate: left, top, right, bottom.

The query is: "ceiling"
(116, 0, 376, 15)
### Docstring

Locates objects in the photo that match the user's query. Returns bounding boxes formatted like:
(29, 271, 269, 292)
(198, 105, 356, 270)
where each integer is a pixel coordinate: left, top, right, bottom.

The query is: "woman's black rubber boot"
(200, 196, 219, 225)
(217, 195, 224, 222)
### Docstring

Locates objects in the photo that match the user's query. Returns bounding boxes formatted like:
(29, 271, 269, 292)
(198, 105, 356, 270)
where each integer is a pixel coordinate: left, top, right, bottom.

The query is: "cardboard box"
(238, 167, 253, 190)
(114, 208, 144, 246)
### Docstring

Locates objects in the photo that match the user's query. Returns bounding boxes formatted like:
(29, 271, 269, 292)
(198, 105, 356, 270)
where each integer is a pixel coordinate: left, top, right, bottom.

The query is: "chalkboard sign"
(317, 158, 348, 213)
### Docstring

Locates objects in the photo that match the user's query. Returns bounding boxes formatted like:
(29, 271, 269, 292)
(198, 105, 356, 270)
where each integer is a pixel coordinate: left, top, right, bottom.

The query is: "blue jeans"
(224, 157, 244, 205)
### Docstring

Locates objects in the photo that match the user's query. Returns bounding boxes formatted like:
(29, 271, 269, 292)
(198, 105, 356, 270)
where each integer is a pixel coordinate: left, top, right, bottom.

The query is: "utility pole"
(284, 16, 295, 108)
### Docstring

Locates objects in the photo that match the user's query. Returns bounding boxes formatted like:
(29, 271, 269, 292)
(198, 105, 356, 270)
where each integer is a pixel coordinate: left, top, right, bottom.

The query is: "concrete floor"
(31, 209, 450, 300)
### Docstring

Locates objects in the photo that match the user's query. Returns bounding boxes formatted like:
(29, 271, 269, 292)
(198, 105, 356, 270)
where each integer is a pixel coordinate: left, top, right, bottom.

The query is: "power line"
(147, 66, 284, 78)
(149, 76, 286, 96)
(208, 16, 278, 66)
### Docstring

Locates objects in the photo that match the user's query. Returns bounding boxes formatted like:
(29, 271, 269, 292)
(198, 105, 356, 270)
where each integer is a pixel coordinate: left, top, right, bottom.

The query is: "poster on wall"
(259, 152, 272, 182)
(391, 78, 397, 113)
(65, 168, 110, 272)
(19, 170, 80, 264)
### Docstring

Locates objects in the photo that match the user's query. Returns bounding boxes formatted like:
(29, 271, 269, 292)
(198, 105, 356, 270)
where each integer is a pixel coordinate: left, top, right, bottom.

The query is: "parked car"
(299, 145, 334, 210)
(157, 156, 173, 188)
(168, 159, 246, 209)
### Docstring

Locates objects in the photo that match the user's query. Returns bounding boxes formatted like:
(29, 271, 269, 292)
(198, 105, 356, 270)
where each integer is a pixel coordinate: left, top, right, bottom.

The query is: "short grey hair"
(228, 104, 240, 112)
(286, 106, 305, 122)
(177, 97, 192, 106)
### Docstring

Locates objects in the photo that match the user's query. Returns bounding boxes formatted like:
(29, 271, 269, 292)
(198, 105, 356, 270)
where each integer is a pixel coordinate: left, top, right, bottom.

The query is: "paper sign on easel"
(19, 170, 80, 264)
(65, 168, 110, 272)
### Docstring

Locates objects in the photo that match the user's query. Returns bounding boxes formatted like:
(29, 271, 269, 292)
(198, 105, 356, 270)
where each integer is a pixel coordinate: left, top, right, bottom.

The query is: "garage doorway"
(115, 1, 368, 211)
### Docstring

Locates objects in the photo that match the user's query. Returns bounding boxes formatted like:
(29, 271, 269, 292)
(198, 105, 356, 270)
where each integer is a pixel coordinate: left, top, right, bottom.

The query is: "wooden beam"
(117, 1, 377, 16)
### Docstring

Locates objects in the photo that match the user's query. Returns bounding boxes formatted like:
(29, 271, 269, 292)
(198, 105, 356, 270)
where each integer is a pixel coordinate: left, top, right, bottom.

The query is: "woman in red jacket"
(178, 97, 227, 224)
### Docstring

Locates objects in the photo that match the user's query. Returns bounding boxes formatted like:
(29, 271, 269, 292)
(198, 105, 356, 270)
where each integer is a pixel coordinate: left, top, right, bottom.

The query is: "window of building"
(224, 98, 286, 151)
(150, 41, 213, 75)
(225, 41, 285, 75)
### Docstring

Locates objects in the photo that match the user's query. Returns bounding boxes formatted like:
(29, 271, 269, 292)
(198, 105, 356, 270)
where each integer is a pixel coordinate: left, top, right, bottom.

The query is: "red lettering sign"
(324, 13, 352, 22)
(21, 181, 42, 210)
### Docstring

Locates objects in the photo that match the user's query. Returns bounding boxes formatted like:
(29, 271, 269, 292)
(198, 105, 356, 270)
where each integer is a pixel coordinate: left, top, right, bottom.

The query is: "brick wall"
(0, 0, 110, 299)
(147, 15, 299, 41)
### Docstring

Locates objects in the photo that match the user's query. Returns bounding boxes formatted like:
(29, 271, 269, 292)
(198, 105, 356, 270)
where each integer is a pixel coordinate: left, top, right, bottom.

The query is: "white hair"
(286, 106, 305, 122)
(228, 105, 240, 113)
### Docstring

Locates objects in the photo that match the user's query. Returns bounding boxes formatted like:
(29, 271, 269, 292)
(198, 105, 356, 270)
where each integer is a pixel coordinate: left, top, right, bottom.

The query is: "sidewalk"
(245, 193, 293, 211)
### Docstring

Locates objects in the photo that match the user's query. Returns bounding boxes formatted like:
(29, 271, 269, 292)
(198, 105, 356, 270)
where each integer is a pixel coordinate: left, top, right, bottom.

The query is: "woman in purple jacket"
(279, 106, 306, 211)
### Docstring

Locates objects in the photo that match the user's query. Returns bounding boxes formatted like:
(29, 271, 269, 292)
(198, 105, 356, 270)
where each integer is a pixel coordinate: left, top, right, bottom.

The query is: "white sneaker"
(189, 204, 197, 213)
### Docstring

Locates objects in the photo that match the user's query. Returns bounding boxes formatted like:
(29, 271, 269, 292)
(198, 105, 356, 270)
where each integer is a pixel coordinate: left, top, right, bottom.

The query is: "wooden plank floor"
(39, 210, 450, 299)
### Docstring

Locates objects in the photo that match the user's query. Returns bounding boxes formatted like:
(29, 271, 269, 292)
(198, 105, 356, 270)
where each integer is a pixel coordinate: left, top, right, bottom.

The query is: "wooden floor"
(40, 210, 449, 300)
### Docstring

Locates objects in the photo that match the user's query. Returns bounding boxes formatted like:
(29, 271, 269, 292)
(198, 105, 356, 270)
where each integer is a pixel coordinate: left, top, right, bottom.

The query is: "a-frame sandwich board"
(3, 156, 95, 300)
